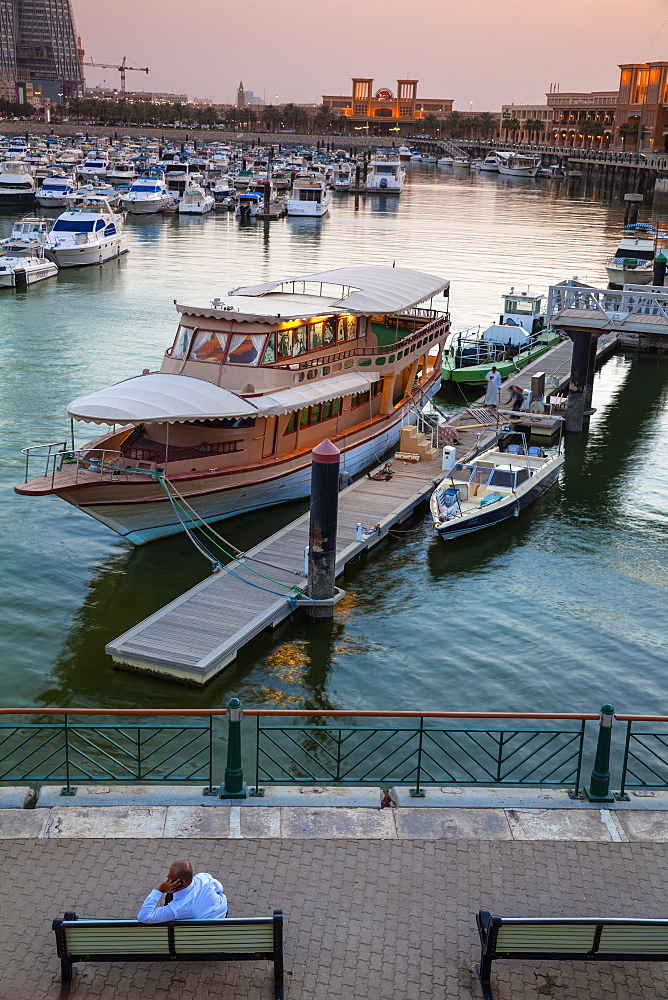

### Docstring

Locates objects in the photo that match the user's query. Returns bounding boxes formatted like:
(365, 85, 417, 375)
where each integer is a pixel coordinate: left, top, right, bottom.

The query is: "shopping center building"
(321, 79, 453, 135)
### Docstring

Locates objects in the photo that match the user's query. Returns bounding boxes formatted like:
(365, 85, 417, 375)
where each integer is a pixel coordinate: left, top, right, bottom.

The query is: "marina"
(1, 148, 667, 714)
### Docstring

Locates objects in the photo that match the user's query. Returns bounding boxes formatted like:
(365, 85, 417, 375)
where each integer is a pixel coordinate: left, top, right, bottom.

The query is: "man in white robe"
(484, 366, 502, 406)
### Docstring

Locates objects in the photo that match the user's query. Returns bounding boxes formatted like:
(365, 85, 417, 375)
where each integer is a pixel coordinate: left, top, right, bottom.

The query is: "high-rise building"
(0, 0, 83, 104)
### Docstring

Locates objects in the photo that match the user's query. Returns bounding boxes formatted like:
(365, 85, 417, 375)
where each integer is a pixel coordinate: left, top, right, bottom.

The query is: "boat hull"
(605, 265, 653, 289)
(55, 388, 439, 544)
(435, 461, 562, 540)
(285, 198, 331, 216)
(441, 334, 561, 385)
(0, 262, 58, 287)
(0, 192, 36, 207)
(47, 236, 129, 268)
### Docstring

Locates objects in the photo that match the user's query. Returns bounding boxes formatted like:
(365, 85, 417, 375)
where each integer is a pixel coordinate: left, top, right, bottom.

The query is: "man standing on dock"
(484, 366, 502, 407)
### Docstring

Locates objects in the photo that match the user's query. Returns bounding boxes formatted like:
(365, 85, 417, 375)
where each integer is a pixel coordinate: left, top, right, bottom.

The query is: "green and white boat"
(442, 290, 561, 387)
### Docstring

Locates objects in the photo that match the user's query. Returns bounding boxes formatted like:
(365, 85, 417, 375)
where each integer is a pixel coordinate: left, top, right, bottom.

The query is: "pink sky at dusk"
(74, 0, 668, 107)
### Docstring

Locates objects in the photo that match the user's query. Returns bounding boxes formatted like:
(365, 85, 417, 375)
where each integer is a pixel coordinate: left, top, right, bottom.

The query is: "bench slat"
(173, 926, 275, 953)
(65, 926, 170, 955)
(496, 925, 596, 953)
(599, 926, 668, 954)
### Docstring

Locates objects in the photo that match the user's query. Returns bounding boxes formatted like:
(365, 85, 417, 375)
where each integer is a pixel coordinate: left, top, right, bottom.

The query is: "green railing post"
(410, 717, 425, 798)
(60, 715, 76, 796)
(220, 698, 246, 799)
(203, 714, 217, 795)
(585, 704, 615, 802)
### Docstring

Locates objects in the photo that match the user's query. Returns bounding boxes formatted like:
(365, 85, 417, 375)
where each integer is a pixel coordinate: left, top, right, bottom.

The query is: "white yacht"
(121, 173, 176, 214)
(37, 175, 78, 208)
(78, 153, 110, 182)
(452, 156, 470, 167)
(437, 155, 454, 166)
(605, 223, 664, 288)
(332, 163, 355, 191)
(498, 154, 541, 177)
(0, 217, 49, 253)
(398, 146, 413, 162)
(365, 153, 405, 193)
(0, 247, 57, 288)
(0, 161, 36, 207)
(478, 153, 501, 172)
(46, 198, 129, 268)
(178, 183, 214, 215)
(107, 161, 138, 186)
(285, 174, 332, 217)
(235, 191, 263, 219)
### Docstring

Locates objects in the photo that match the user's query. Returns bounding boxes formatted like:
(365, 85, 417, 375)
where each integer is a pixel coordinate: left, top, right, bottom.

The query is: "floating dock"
(107, 453, 445, 684)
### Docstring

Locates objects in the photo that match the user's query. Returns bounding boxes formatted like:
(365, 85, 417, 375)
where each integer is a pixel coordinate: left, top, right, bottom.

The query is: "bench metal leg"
(477, 957, 493, 1000)
(58, 959, 73, 999)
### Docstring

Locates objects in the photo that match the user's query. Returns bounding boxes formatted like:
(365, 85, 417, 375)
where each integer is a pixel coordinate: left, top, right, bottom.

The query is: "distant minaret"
(237, 81, 246, 108)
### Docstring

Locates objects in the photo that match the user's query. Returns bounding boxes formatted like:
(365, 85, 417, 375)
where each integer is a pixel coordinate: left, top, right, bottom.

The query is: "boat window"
(515, 467, 530, 485)
(323, 319, 335, 346)
(171, 325, 195, 359)
(309, 322, 324, 350)
(284, 412, 297, 434)
(190, 330, 228, 362)
(277, 329, 292, 359)
(261, 334, 276, 364)
(337, 315, 357, 342)
(286, 398, 341, 434)
(227, 334, 265, 365)
(0, 181, 33, 190)
(52, 219, 96, 232)
(95, 219, 105, 231)
(505, 299, 534, 315)
(489, 469, 515, 488)
(292, 326, 307, 356)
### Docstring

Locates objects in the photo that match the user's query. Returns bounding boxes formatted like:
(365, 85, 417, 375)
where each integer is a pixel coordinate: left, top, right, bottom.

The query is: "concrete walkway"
(2, 789, 668, 999)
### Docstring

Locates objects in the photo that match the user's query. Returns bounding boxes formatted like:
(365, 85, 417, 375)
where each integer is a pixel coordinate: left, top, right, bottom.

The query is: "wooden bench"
(52, 909, 284, 998)
(477, 910, 668, 999)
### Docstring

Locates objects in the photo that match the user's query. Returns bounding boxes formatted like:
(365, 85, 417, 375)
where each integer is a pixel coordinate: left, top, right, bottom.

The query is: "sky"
(73, 0, 668, 108)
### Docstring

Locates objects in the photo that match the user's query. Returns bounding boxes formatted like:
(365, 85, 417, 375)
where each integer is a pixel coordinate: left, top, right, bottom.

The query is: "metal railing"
(21, 441, 68, 488)
(2, 705, 668, 801)
(547, 285, 668, 327)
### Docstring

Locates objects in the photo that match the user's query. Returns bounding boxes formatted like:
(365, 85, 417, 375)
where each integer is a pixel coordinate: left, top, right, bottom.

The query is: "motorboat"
(0, 216, 49, 254)
(37, 175, 78, 208)
(0, 247, 58, 288)
(78, 153, 110, 181)
(479, 153, 502, 172)
(430, 440, 563, 540)
(235, 191, 263, 219)
(437, 156, 454, 166)
(285, 174, 332, 216)
(211, 176, 236, 204)
(45, 197, 129, 267)
(0, 161, 36, 207)
(398, 146, 412, 162)
(605, 223, 664, 289)
(452, 156, 470, 167)
(121, 173, 176, 214)
(497, 154, 541, 177)
(70, 182, 123, 208)
(178, 183, 215, 214)
(365, 153, 405, 193)
(332, 163, 355, 191)
(16, 265, 451, 544)
(107, 161, 138, 186)
(442, 290, 561, 386)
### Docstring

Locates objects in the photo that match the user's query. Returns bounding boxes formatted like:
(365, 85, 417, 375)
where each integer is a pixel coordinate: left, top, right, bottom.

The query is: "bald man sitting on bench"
(137, 859, 228, 923)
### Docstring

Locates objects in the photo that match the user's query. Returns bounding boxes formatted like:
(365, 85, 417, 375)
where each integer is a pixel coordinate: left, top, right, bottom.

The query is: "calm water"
(1, 167, 667, 716)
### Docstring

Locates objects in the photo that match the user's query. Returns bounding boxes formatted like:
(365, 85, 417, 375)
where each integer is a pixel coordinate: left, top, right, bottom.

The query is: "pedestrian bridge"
(547, 284, 668, 338)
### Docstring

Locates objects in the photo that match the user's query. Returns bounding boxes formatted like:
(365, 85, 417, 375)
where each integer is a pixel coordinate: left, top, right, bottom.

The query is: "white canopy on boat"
(67, 370, 380, 424)
(230, 266, 449, 315)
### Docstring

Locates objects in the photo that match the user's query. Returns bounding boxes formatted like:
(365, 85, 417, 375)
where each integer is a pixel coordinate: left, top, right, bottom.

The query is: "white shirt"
(486, 370, 502, 389)
(137, 872, 228, 923)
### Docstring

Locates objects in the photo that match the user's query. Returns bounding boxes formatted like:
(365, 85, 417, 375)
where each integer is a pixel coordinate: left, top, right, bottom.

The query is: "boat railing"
(21, 441, 68, 489)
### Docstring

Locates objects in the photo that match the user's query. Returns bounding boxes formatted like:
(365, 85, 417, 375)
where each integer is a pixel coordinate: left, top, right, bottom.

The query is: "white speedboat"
(605, 223, 664, 289)
(0, 217, 49, 254)
(398, 146, 412, 162)
(121, 173, 176, 214)
(70, 182, 123, 208)
(78, 153, 110, 182)
(332, 163, 355, 191)
(37, 175, 78, 208)
(16, 264, 451, 544)
(365, 153, 405, 193)
(498, 154, 541, 177)
(107, 161, 138, 186)
(285, 174, 332, 216)
(0, 248, 58, 287)
(235, 191, 263, 219)
(0, 161, 36, 207)
(178, 183, 214, 214)
(437, 156, 454, 166)
(431, 440, 563, 540)
(479, 153, 502, 172)
(46, 198, 129, 268)
(452, 156, 470, 167)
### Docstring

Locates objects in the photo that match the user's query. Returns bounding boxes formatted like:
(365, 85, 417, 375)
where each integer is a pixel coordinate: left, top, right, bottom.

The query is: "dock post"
(623, 192, 643, 226)
(263, 181, 271, 216)
(220, 697, 246, 798)
(585, 704, 615, 802)
(654, 251, 667, 287)
(583, 333, 599, 419)
(565, 330, 592, 433)
(307, 439, 340, 620)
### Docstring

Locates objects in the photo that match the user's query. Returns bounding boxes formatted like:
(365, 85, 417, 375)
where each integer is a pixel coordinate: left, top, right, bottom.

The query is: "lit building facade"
(547, 91, 618, 148)
(322, 79, 453, 134)
(615, 62, 668, 151)
(0, 0, 83, 104)
(500, 104, 553, 141)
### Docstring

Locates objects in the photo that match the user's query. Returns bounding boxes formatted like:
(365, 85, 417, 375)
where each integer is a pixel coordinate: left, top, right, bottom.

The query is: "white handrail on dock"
(547, 285, 668, 334)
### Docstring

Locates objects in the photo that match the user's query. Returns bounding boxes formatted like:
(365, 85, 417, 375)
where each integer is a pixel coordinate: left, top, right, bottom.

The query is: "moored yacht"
(37, 174, 78, 208)
(16, 266, 450, 544)
(178, 183, 215, 214)
(0, 216, 49, 254)
(78, 152, 110, 181)
(0, 161, 36, 207)
(121, 172, 176, 214)
(0, 247, 58, 287)
(45, 197, 129, 267)
(285, 174, 332, 216)
(605, 223, 664, 288)
(365, 153, 405, 193)
(497, 154, 541, 177)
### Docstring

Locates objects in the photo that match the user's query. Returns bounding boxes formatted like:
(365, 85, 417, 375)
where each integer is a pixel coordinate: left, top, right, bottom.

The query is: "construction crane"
(82, 56, 149, 94)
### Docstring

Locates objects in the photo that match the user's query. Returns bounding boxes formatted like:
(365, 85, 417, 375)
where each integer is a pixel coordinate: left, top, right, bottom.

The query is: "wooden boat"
(430, 439, 563, 540)
(17, 266, 450, 544)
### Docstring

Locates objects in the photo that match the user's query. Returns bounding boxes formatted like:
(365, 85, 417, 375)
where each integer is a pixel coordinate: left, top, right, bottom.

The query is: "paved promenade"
(2, 828, 668, 1000)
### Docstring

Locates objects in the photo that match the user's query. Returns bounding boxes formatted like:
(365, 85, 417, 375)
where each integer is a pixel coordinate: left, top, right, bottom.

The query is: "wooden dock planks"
(107, 456, 444, 684)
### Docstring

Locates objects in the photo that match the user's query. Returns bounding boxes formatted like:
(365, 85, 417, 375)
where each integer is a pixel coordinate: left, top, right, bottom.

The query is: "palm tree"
(616, 121, 636, 150)
(524, 118, 545, 143)
(443, 110, 466, 138)
(504, 117, 521, 141)
(579, 118, 604, 148)
(262, 105, 281, 132)
(335, 114, 349, 134)
(421, 113, 440, 136)
(314, 104, 335, 133)
(474, 112, 497, 138)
